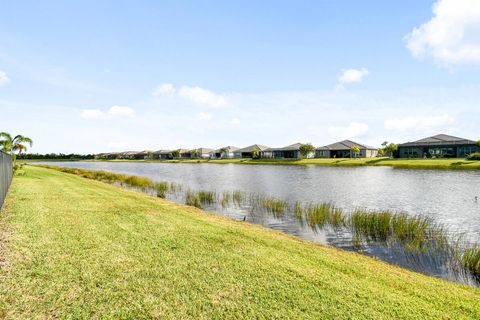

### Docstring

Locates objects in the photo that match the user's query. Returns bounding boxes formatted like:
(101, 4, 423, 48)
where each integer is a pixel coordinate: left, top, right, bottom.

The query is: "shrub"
(466, 152, 480, 160)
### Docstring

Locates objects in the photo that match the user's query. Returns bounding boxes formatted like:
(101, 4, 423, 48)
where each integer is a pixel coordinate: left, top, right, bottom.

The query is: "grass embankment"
(1, 166, 479, 319)
(92, 157, 480, 170)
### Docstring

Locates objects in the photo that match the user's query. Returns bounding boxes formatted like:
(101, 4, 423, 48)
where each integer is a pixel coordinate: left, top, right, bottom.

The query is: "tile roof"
(398, 134, 476, 147)
(235, 144, 270, 153)
(316, 140, 377, 151)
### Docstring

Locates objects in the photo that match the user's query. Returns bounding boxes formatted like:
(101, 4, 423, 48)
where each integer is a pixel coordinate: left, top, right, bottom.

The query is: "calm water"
(39, 161, 480, 284)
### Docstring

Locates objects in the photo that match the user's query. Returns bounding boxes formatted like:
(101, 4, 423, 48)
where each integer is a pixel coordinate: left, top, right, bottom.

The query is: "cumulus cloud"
(384, 114, 456, 133)
(153, 83, 229, 107)
(108, 105, 135, 117)
(337, 68, 370, 84)
(153, 83, 176, 96)
(405, 0, 480, 66)
(178, 85, 229, 108)
(327, 122, 369, 139)
(0, 70, 10, 86)
(81, 105, 134, 119)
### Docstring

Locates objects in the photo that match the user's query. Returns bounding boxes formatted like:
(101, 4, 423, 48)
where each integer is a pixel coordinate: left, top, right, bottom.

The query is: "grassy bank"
(1, 167, 479, 318)
(87, 157, 480, 170)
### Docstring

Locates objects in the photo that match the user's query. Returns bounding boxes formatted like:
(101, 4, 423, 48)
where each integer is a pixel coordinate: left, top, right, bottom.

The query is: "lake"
(39, 161, 480, 285)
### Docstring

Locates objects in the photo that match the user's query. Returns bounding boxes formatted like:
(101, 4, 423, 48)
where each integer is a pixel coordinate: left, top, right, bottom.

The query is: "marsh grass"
(155, 182, 169, 198)
(303, 203, 345, 231)
(260, 197, 288, 217)
(462, 245, 480, 281)
(198, 191, 216, 205)
(185, 191, 202, 208)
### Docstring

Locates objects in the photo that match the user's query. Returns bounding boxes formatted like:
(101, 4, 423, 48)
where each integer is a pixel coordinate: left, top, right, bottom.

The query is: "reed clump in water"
(304, 203, 345, 230)
(198, 191, 216, 205)
(185, 191, 202, 208)
(462, 245, 480, 281)
(260, 197, 288, 217)
(155, 182, 169, 198)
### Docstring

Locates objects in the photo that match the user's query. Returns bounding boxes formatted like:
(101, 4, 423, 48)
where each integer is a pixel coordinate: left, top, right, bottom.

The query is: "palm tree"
(0, 132, 33, 161)
(251, 148, 260, 159)
(219, 147, 229, 159)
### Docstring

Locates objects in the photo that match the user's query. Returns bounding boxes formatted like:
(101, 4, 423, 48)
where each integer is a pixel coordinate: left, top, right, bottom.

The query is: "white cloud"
(108, 105, 134, 117)
(153, 83, 176, 96)
(198, 112, 213, 121)
(384, 114, 456, 133)
(0, 71, 10, 86)
(327, 122, 369, 139)
(231, 118, 241, 125)
(405, 0, 480, 66)
(178, 85, 229, 108)
(81, 105, 134, 119)
(337, 68, 369, 84)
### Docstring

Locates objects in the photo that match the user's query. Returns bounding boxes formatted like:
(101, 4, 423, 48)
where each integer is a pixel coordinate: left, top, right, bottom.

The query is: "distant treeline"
(17, 153, 95, 160)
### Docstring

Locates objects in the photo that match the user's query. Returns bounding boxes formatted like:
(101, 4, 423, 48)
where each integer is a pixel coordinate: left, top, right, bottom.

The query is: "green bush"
(466, 152, 480, 160)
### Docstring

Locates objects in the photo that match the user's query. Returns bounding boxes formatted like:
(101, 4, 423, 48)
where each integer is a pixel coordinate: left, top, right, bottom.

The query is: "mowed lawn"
(0, 167, 479, 319)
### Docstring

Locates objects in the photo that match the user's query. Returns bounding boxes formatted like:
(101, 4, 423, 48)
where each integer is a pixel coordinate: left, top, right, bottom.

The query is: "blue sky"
(1, 0, 479, 153)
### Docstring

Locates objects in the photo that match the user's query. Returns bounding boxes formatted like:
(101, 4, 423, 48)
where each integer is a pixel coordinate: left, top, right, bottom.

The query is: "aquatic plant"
(261, 197, 287, 217)
(198, 191, 216, 205)
(462, 245, 480, 280)
(304, 203, 345, 230)
(156, 182, 169, 198)
(185, 191, 202, 208)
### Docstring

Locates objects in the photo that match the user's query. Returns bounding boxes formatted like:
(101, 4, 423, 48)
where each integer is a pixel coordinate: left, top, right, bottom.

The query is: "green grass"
(1, 166, 479, 319)
(80, 157, 480, 170)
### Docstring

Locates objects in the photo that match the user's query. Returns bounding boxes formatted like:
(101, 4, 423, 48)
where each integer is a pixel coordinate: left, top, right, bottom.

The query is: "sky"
(0, 0, 479, 154)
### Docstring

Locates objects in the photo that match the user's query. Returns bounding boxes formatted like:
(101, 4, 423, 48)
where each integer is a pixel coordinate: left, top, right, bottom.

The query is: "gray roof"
(190, 147, 214, 154)
(235, 144, 270, 153)
(264, 143, 302, 152)
(211, 146, 239, 153)
(316, 140, 377, 151)
(398, 134, 476, 147)
(153, 149, 171, 154)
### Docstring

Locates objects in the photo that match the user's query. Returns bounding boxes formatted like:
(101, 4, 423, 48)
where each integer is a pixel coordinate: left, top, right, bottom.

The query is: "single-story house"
(177, 149, 191, 159)
(261, 143, 310, 159)
(117, 151, 138, 160)
(190, 147, 214, 159)
(152, 150, 171, 160)
(233, 144, 270, 158)
(397, 134, 479, 158)
(315, 140, 378, 158)
(95, 152, 119, 160)
(209, 146, 239, 159)
(132, 150, 153, 160)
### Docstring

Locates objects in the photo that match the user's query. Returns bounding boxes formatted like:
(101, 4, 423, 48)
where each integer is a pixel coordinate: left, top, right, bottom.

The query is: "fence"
(0, 151, 13, 210)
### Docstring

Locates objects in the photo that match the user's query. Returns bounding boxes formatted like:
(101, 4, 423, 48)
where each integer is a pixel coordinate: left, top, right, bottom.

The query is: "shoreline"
(21, 157, 480, 170)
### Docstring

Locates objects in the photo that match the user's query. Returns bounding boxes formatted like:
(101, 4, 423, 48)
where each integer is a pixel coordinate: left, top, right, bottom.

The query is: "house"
(233, 144, 270, 158)
(132, 150, 154, 160)
(95, 152, 119, 160)
(117, 151, 138, 160)
(152, 150, 171, 160)
(177, 149, 191, 159)
(190, 147, 214, 159)
(315, 140, 378, 158)
(261, 143, 310, 159)
(209, 146, 239, 159)
(397, 134, 479, 158)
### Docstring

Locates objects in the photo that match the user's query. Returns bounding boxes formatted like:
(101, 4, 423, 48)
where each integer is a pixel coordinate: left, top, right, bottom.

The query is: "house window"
(458, 146, 477, 157)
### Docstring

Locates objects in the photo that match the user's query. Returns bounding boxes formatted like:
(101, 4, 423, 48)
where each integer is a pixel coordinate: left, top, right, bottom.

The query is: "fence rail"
(0, 151, 13, 210)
